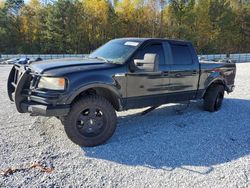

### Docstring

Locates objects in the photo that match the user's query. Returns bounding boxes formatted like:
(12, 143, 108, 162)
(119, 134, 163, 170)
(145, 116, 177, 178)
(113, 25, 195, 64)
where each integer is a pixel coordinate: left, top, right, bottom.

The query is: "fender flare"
(65, 82, 123, 110)
(202, 76, 226, 97)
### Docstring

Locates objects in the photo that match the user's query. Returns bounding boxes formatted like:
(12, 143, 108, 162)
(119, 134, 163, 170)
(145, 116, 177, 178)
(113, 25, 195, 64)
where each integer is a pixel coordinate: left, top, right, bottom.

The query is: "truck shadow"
(82, 98, 250, 174)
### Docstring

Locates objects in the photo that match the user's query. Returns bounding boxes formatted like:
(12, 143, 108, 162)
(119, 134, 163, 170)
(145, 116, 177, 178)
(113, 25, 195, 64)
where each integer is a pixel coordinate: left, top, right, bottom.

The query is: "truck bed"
(198, 61, 236, 93)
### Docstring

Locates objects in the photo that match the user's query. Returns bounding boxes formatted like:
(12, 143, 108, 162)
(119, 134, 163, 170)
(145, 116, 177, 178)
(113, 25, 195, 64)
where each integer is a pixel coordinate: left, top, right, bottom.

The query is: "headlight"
(38, 77, 66, 90)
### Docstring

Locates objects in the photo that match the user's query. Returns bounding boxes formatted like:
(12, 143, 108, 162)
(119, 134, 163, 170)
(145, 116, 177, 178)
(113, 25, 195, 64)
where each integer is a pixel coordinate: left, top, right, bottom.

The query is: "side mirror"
(134, 53, 159, 72)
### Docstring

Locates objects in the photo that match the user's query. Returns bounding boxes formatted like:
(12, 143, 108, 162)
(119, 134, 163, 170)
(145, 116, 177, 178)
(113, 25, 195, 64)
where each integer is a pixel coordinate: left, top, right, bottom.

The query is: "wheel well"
(210, 80, 225, 86)
(203, 81, 225, 98)
(72, 87, 121, 111)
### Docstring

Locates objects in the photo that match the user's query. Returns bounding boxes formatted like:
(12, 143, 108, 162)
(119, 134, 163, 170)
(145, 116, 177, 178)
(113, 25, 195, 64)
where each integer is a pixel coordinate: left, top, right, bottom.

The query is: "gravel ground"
(0, 64, 249, 188)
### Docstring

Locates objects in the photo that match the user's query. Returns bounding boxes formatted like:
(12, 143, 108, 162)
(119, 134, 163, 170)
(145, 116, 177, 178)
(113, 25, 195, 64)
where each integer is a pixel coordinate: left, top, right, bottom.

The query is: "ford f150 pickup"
(7, 38, 236, 147)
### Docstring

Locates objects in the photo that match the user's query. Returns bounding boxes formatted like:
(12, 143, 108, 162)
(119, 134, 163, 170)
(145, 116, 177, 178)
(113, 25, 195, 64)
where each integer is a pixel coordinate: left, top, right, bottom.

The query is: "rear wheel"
(63, 95, 117, 147)
(204, 84, 225, 112)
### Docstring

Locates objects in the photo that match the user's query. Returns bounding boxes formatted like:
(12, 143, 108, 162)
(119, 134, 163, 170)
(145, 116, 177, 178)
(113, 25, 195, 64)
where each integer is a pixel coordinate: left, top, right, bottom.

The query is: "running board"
(141, 105, 160, 115)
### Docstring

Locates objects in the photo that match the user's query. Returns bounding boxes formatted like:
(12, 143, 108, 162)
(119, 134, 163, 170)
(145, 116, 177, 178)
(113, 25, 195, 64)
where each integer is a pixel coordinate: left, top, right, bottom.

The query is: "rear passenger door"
(169, 42, 200, 101)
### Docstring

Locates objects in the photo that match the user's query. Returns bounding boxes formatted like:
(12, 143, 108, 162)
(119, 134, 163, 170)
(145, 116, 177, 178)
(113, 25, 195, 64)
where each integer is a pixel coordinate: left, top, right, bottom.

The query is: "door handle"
(175, 73, 182, 78)
(161, 72, 168, 76)
(192, 71, 197, 75)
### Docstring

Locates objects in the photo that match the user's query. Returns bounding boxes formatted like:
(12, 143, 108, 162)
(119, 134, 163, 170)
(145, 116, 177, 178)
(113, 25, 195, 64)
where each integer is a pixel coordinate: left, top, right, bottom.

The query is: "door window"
(134, 43, 165, 65)
(171, 44, 193, 65)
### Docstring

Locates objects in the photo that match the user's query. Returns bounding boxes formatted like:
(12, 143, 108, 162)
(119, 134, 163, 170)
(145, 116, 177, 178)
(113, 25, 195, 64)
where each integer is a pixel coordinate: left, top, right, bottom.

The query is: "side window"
(135, 43, 165, 65)
(171, 44, 193, 65)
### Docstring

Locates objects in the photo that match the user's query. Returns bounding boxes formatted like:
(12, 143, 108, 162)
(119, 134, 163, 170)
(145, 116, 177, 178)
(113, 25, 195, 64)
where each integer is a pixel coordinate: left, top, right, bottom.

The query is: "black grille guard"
(7, 64, 33, 113)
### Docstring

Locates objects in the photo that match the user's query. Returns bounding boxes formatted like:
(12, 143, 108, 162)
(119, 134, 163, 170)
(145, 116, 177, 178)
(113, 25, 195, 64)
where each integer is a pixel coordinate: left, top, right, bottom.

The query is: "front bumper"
(7, 64, 70, 117)
(21, 102, 70, 116)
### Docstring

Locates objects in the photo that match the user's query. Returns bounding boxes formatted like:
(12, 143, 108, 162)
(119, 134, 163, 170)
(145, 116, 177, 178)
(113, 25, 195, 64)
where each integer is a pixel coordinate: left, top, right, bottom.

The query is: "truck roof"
(115, 37, 190, 44)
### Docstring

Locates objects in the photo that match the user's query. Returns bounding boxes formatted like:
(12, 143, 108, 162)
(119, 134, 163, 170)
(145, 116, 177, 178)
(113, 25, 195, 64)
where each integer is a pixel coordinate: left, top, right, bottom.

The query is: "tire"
(204, 84, 225, 112)
(63, 95, 117, 147)
(59, 116, 66, 125)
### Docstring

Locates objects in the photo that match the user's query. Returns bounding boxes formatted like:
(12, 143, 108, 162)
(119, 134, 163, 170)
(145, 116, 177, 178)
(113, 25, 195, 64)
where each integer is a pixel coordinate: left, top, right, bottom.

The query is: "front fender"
(61, 68, 126, 107)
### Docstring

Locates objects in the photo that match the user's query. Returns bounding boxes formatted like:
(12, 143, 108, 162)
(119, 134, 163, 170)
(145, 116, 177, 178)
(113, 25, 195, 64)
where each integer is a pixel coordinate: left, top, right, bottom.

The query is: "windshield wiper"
(92, 56, 113, 64)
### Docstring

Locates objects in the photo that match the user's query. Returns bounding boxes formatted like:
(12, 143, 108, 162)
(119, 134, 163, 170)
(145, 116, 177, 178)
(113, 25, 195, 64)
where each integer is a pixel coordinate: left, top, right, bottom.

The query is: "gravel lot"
(0, 64, 249, 188)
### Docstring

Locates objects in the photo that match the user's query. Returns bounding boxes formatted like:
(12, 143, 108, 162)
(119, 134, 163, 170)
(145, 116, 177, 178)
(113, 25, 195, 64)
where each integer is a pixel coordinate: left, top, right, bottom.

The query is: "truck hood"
(29, 58, 116, 75)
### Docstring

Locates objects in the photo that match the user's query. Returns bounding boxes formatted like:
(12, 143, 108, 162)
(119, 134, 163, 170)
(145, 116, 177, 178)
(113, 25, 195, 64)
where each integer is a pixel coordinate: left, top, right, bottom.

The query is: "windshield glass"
(89, 39, 141, 64)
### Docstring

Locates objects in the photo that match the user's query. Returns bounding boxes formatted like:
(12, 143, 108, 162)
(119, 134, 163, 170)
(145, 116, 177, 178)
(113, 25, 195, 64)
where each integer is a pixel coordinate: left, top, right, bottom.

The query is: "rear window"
(171, 44, 193, 65)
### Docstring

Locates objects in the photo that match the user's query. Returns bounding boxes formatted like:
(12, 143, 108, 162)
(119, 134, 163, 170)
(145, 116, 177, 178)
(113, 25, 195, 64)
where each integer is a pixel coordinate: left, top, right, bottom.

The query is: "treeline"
(0, 0, 250, 54)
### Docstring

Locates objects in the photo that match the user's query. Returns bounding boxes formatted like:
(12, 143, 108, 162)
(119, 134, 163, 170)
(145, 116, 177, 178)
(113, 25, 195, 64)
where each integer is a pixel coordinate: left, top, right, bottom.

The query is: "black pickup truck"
(7, 38, 236, 147)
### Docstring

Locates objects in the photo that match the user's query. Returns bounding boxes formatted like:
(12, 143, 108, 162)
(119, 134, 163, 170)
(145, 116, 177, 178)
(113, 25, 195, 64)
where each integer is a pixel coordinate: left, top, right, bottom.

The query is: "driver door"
(125, 42, 166, 109)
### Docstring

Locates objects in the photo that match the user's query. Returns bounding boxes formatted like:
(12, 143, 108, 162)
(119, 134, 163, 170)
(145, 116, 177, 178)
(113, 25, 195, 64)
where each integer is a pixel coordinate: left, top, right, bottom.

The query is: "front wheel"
(64, 95, 117, 147)
(203, 84, 225, 112)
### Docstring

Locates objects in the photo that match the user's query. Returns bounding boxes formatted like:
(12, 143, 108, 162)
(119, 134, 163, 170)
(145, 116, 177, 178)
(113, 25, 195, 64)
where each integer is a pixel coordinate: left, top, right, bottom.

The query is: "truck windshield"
(89, 39, 141, 64)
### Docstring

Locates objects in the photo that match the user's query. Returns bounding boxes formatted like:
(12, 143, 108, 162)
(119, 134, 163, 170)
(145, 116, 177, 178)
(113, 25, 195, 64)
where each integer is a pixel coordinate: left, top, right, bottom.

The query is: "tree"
(83, 0, 111, 51)
(0, 0, 24, 53)
(19, 0, 45, 53)
(159, 0, 167, 37)
(167, 0, 196, 40)
(208, 0, 236, 53)
(44, 0, 84, 53)
(230, 0, 250, 52)
(4, 0, 24, 15)
(0, 1, 5, 8)
(115, 0, 137, 36)
(194, 0, 215, 53)
(0, 0, 250, 54)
